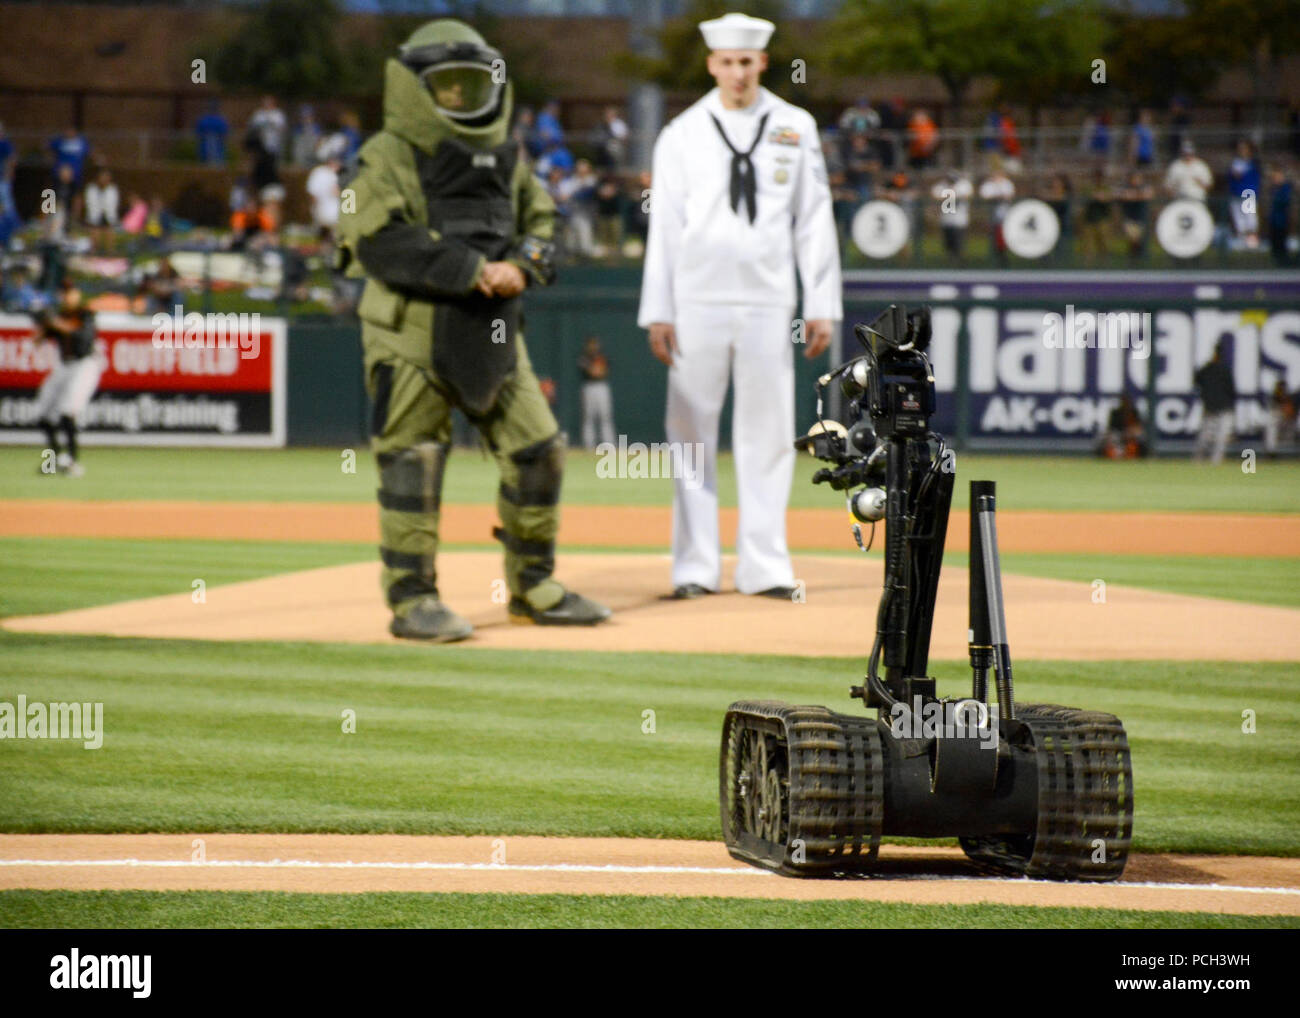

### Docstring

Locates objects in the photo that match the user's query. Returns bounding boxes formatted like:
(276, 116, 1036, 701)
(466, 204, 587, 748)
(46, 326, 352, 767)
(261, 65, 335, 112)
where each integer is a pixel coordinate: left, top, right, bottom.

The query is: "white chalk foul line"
(0, 859, 770, 877)
(0, 859, 1298, 896)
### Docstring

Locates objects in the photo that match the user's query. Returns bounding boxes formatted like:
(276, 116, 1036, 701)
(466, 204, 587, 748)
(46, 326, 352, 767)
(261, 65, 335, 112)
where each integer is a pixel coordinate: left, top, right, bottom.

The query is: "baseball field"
(1, 445, 1298, 928)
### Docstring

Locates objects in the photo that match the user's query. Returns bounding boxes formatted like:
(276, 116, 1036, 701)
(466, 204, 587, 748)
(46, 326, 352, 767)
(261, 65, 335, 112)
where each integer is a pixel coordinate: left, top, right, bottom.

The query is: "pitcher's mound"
(6, 552, 1299, 660)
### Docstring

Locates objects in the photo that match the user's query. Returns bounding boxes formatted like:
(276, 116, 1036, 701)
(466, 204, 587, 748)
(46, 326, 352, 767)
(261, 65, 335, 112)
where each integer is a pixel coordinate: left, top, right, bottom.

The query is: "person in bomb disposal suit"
(335, 19, 611, 641)
(638, 13, 842, 600)
(32, 278, 101, 478)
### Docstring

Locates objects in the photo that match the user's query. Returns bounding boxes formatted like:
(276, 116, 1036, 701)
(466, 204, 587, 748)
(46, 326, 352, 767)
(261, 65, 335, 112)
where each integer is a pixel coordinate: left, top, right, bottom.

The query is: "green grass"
(2, 447, 1298, 513)
(0, 538, 374, 618)
(0, 890, 1292, 929)
(0, 632, 1295, 856)
(995, 552, 1300, 608)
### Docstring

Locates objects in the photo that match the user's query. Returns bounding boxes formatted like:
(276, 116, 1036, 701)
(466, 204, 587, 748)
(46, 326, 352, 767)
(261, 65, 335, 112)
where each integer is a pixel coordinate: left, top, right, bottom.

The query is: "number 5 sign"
(1156, 199, 1214, 258)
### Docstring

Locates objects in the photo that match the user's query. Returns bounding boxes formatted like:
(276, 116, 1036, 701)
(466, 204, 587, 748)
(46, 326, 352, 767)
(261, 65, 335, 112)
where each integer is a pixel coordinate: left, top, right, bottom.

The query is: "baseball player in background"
(638, 12, 842, 601)
(33, 277, 101, 477)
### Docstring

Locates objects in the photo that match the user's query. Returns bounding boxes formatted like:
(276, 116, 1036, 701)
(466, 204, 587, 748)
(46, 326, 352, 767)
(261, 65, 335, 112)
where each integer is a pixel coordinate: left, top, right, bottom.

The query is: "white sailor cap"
(699, 12, 775, 52)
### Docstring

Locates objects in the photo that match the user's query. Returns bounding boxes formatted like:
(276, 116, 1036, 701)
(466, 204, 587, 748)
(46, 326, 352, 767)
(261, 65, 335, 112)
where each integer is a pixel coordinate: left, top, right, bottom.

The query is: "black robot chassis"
(719, 305, 1134, 881)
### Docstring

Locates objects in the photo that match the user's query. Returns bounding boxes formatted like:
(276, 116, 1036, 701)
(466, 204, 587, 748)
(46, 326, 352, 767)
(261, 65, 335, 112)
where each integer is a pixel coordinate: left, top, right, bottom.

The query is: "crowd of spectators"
(819, 96, 1299, 265)
(3, 92, 1298, 289)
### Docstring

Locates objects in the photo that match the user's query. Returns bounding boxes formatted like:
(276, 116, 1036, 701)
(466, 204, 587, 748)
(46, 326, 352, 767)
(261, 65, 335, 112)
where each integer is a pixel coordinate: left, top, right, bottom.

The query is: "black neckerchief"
(708, 108, 769, 224)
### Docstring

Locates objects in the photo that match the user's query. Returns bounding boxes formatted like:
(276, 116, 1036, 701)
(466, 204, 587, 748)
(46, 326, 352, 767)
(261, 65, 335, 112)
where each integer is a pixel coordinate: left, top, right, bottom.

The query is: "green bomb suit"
(336, 22, 606, 633)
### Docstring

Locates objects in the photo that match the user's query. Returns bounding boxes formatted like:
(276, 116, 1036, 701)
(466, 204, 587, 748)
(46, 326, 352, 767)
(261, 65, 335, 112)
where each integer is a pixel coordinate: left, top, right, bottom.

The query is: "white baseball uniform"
(33, 353, 102, 424)
(638, 85, 842, 594)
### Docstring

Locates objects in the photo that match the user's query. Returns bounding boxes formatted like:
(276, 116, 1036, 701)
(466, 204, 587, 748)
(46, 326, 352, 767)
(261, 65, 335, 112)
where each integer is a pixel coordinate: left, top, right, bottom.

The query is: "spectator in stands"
(877, 96, 906, 168)
(1267, 165, 1293, 266)
(248, 96, 287, 164)
(1116, 171, 1154, 258)
(0, 121, 20, 250)
(1, 264, 41, 312)
(1097, 394, 1147, 459)
(1264, 379, 1297, 457)
(1129, 109, 1155, 168)
(1044, 173, 1073, 257)
(981, 108, 1003, 153)
(1164, 140, 1213, 201)
(1166, 97, 1191, 160)
(49, 126, 90, 187)
(883, 170, 917, 255)
(229, 195, 274, 251)
(338, 111, 363, 164)
(120, 192, 148, 236)
(843, 132, 877, 201)
(514, 106, 540, 159)
(306, 155, 342, 242)
(594, 171, 623, 257)
(1227, 139, 1262, 248)
(998, 105, 1022, 172)
(1193, 340, 1235, 465)
(536, 138, 575, 179)
(979, 161, 1015, 265)
(229, 176, 252, 217)
(291, 104, 322, 168)
(46, 164, 77, 241)
(624, 169, 651, 250)
(907, 108, 938, 170)
(839, 96, 880, 139)
(535, 100, 565, 151)
(593, 106, 629, 170)
(83, 168, 120, 253)
(134, 258, 180, 315)
(1079, 167, 1114, 262)
(825, 135, 857, 252)
(1087, 111, 1112, 163)
(195, 101, 229, 165)
(144, 195, 172, 247)
(545, 165, 572, 254)
(932, 170, 972, 258)
(557, 158, 598, 258)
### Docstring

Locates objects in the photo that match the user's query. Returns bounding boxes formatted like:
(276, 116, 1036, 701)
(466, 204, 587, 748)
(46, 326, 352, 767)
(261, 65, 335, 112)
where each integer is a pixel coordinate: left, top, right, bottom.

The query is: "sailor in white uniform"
(638, 12, 843, 600)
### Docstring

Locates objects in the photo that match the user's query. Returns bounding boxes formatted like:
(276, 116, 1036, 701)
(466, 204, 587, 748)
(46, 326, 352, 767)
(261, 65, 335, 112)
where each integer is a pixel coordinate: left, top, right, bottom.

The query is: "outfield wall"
(4, 269, 1297, 454)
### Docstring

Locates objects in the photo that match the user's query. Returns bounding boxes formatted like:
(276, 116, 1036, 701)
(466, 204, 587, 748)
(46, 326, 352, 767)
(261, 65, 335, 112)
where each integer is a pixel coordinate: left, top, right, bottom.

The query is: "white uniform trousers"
(581, 380, 616, 449)
(33, 356, 102, 424)
(667, 301, 796, 594)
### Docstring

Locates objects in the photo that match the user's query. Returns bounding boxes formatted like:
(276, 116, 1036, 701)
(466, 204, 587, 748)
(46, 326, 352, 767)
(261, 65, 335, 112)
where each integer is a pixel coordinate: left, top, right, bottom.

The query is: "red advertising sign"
(0, 312, 286, 447)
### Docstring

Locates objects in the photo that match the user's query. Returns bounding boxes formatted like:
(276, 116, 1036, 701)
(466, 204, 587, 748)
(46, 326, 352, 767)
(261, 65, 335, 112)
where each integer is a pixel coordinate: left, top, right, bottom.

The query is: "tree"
(206, 0, 355, 99)
(822, 0, 1108, 124)
(1183, 0, 1300, 128)
(614, 0, 812, 104)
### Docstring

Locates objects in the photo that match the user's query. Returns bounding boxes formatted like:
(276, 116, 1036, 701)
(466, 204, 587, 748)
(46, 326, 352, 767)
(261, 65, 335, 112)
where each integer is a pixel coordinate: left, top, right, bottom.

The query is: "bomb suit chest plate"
(416, 137, 518, 260)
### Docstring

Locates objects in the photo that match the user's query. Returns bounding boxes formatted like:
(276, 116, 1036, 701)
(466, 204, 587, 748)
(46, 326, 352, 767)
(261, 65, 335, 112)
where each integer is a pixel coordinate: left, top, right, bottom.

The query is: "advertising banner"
(0, 311, 286, 447)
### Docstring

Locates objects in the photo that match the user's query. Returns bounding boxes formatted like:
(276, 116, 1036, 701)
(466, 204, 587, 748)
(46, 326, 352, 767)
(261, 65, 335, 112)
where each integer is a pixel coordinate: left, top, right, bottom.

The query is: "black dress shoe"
(753, 585, 799, 600)
(670, 583, 715, 600)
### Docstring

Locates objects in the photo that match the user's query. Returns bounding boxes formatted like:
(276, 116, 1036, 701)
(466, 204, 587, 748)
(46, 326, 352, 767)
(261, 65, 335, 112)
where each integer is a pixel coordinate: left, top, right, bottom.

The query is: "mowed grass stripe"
(2, 447, 1298, 513)
(0, 633, 1294, 856)
(0, 890, 1293, 929)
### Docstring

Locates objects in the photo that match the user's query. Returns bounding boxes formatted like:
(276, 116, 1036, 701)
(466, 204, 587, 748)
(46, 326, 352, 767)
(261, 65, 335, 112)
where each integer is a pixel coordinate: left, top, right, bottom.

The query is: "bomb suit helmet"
(398, 20, 505, 126)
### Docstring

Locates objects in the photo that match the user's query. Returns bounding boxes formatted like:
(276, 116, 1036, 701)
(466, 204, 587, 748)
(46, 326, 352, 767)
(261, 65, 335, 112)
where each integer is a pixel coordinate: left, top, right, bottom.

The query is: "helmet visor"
(421, 62, 501, 121)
